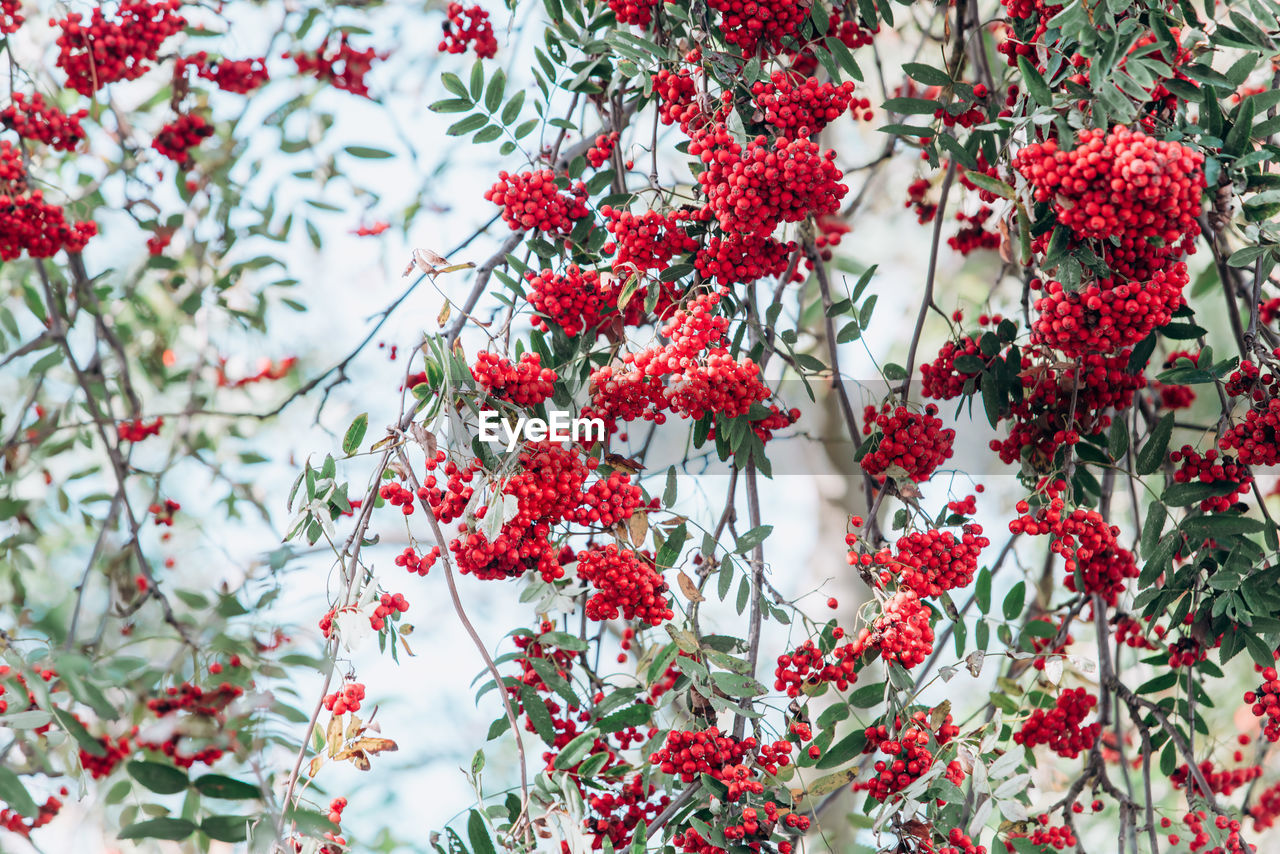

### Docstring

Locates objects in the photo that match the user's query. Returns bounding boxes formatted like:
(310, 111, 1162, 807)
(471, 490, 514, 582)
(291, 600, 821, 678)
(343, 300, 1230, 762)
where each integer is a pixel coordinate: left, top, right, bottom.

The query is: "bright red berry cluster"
(151, 113, 214, 166)
(1169, 445, 1253, 512)
(608, 0, 660, 27)
(0, 142, 97, 261)
(0, 93, 88, 151)
(1245, 666, 1280, 742)
(855, 709, 963, 801)
(859, 403, 955, 482)
(323, 682, 367, 715)
(587, 132, 620, 168)
(471, 351, 557, 406)
(370, 592, 409, 630)
(860, 589, 935, 669)
(575, 544, 672, 626)
(878, 524, 989, 598)
(287, 35, 385, 98)
(750, 72, 868, 134)
(691, 126, 847, 237)
(53, 0, 186, 96)
(177, 52, 270, 94)
(695, 233, 794, 286)
(117, 416, 164, 442)
(600, 206, 699, 274)
(1010, 480, 1138, 606)
(1030, 262, 1189, 356)
(485, 169, 589, 233)
(1013, 687, 1100, 758)
(707, 0, 807, 56)
(773, 632, 862, 697)
(650, 727, 793, 799)
(439, 4, 498, 58)
(395, 545, 441, 576)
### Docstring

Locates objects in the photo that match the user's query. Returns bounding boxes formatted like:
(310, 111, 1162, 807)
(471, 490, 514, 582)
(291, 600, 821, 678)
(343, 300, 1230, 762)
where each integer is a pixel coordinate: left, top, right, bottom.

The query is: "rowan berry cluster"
(691, 126, 847, 236)
(652, 59, 706, 133)
(997, 0, 1064, 65)
(439, 4, 498, 58)
(526, 265, 657, 337)
(1006, 820, 1078, 851)
(750, 72, 868, 133)
(370, 592, 409, 631)
(379, 482, 416, 515)
(1015, 128, 1204, 280)
(149, 499, 180, 526)
(323, 682, 367, 715)
(589, 292, 776, 435)
(117, 417, 164, 442)
(1, 93, 87, 151)
(471, 351, 557, 406)
(948, 206, 1002, 255)
(0, 142, 97, 260)
(1010, 481, 1138, 605)
(856, 709, 963, 801)
(1172, 761, 1261, 798)
(650, 728, 792, 800)
(587, 132, 619, 168)
(1245, 666, 1280, 742)
(0, 790, 64, 839)
(860, 589, 935, 668)
(395, 546, 440, 576)
(1030, 262, 1189, 357)
(1252, 781, 1280, 831)
(141, 677, 245, 767)
(921, 335, 984, 400)
(1, 0, 22, 34)
(1220, 397, 1280, 467)
(152, 114, 214, 166)
(287, 35, 384, 98)
(81, 731, 135, 778)
(859, 403, 955, 482)
(1169, 445, 1253, 512)
(1013, 688, 1100, 758)
(600, 206, 699, 274)
(575, 545, 671, 626)
(879, 524, 989, 598)
(773, 632, 863, 696)
(53, 0, 186, 96)
(695, 234, 794, 286)
(708, 0, 807, 56)
(990, 348, 1143, 466)
(485, 169, 589, 233)
(177, 52, 270, 94)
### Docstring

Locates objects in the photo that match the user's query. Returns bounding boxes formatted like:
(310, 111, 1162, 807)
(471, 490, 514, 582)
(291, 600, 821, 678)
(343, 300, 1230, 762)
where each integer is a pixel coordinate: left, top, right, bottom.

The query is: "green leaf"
(201, 815, 250, 843)
(1109, 417, 1129, 460)
(441, 72, 470, 99)
(902, 62, 952, 86)
(485, 69, 507, 113)
(815, 729, 867, 769)
(1226, 91, 1257, 158)
(555, 729, 601, 769)
(345, 145, 394, 159)
(0, 766, 38, 817)
(118, 818, 198, 841)
(501, 91, 526, 125)
(597, 704, 652, 732)
(448, 114, 489, 136)
(711, 671, 766, 698)
(469, 60, 485, 100)
(468, 809, 498, 854)
(53, 708, 106, 757)
(429, 98, 474, 113)
(881, 97, 940, 114)
(848, 681, 884, 708)
(1018, 56, 1052, 105)
(1159, 739, 1177, 776)
(343, 413, 368, 456)
(193, 774, 261, 800)
(127, 760, 190, 795)
(519, 686, 556, 744)
(735, 525, 772, 554)
(964, 171, 1016, 199)
(1136, 413, 1174, 475)
(1002, 581, 1026, 620)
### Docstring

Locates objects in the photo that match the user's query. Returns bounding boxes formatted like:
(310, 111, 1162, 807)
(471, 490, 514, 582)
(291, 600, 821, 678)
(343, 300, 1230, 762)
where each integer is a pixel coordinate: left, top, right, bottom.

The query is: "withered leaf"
(677, 570, 704, 603)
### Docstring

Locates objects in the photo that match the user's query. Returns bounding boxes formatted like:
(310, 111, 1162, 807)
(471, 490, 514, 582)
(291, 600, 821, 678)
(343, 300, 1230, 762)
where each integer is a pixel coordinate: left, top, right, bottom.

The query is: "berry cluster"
(1169, 445, 1253, 512)
(439, 4, 498, 58)
(53, 0, 186, 95)
(608, 0, 660, 27)
(650, 727, 793, 799)
(151, 114, 214, 166)
(149, 498, 180, 526)
(773, 630, 862, 697)
(395, 546, 441, 576)
(708, 0, 807, 56)
(485, 169, 589, 233)
(859, 589, 935, 668)
(178, 52, 270, 94)
(600, 206, 699, 274)
(575, 544, 672, 626)
(526, 265, 660, 337)
(691, 126, 847, 236)
(587, 132, 620, 168)
(323, 682, 367, 715)
(750, 72, 869, 133)
(1031, 262, 1189, 356)
(379, 481, 416, 515)
(652, 56, 709, 133)
(117, 417, 164, 442)
(921, 335, 985, 400)
(1245, 666, 1280, 742)
(1010, 481, 1138, 605)
(859, 403, 955, 482)
(1, 93, 88, 151)
(141, 676, 245, 767)
(855, 709, 963, 801)
(1220, 396, 1280, 467)
(0, 142, 97, 261)
(695, 233, 794, 286)
(878, 524, 989, 598)
(1015, 127, 1205, 281)
(370, 592, 408, 631)
(287, 35, 385, 98)
(471, 351, 557, 406)
(1013, 688, 1100, 758)
(1, 0, 22, 34)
